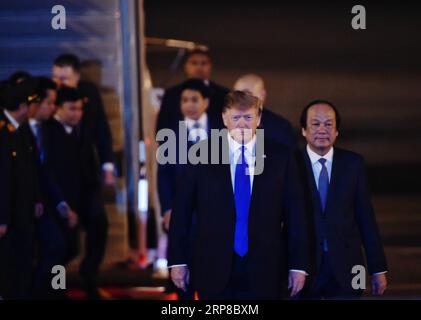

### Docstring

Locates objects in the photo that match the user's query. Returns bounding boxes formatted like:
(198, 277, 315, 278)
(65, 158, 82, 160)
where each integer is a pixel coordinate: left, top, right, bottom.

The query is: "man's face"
(52, 65, 80, 88)
(302, 103, 338, 155)
(180, 89, 209, 120)
(17, 103, 31, 124)
(184, 54, 212, 80)
(36, 89, 57, 121)
(222, 106, 261, 144)
(58, 100, 83, 126)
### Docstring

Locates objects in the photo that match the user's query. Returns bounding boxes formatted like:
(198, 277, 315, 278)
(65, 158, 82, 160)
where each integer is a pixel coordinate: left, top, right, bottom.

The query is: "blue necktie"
(234, 146, 251, 257)
(34, 123, 44, 163)
(191, 122, 201, 144)
(318, 158, 329, 211)
(318, 158, 329, 252)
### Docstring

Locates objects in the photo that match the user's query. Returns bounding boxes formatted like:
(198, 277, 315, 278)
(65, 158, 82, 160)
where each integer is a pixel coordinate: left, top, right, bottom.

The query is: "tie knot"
(193, 122, 201, 129)
(319, 158, 327, 166)
(237, 145, 248, 165)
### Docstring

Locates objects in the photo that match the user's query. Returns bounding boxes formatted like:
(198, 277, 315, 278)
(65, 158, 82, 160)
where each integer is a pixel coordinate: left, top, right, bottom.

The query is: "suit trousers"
(307, 252, 362, 299)
(199, 252, 253, 300)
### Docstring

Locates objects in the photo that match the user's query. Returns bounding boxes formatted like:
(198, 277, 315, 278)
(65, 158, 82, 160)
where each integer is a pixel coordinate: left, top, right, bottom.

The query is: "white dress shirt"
(185, 113, 208, 143)
(54, 114, 74, 135)
(306, 144, 334, 189)
(227, 133, 256, 190)
(29, 118, 40, 137)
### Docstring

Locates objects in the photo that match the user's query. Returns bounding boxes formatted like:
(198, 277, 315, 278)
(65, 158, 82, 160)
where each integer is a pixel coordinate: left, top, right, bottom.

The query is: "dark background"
(0, 0, 420, 298)
(144, 1, 421, 297)
(145, 0, 421, 194)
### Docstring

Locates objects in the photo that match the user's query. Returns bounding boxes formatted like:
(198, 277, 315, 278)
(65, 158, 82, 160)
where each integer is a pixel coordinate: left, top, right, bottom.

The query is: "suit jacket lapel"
(324, 148, 341, 215)
(217, 135, 265, 220)
(207, 115, 212, 137)
(216, 135, 236, 215)
(302, 149, 323, 215)
(248, 149, 265, 219)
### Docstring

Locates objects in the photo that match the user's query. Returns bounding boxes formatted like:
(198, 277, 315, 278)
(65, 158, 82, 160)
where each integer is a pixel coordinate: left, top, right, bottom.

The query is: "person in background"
(157, 79, 223, 299)
(233, 74, 296, 148)
(26, 76, 67, 299)
(0, 78, 43, 299)
(42, 87, 108, 299)
(156, 49, 229, 134)
(52, 53, 115, 187)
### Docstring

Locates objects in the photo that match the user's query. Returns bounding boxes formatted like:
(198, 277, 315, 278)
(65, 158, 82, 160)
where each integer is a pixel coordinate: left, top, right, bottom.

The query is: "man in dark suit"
(52, 53, 115, 186)
(297, 100, 388, 299)
(52, 54, 112, 298)
(42, 87, 108, 299)
(168, 90, 309, 300)
(234, 74, 297, 148)
(157, 79, 224, 300)
(0, 78, 43, 299)
(158, 79, 225, 231)
(26, 76, 68, 299)
(156, 49, 229, 133)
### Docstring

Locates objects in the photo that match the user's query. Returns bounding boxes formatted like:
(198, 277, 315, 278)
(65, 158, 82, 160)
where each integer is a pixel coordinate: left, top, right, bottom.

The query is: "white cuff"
(102, 162, 115, 172)
(168, 264, 188, 268)
(289, 269, 308, 276)
(56, 201, 70, 218)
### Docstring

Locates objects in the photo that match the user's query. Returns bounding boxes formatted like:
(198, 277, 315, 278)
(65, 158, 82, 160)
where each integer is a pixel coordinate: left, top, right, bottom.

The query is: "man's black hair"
(185, 49, 211, 63)
(36, 76, 57, 101)
(56, 86, 82, 106)
(180, 78, 210, 99)
(300, 99, 341, 130)
(53, 53, 81, 71)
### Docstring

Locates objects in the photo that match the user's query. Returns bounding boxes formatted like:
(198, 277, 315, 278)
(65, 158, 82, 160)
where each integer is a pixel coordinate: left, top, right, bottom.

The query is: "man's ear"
(301, 127, 307, 137)
(261, 90, 267, 104)
(222, 111, 228, 127)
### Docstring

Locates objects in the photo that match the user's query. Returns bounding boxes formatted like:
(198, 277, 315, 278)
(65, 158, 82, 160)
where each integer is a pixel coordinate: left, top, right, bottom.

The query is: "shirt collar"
(184, 112, 208, 131)
(29, 118, 39, 127)
(306, 144, 334, 165)
(3, 110, 20, 129)
(54, 114, 73, 134)
(227, 132, 256, 156)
